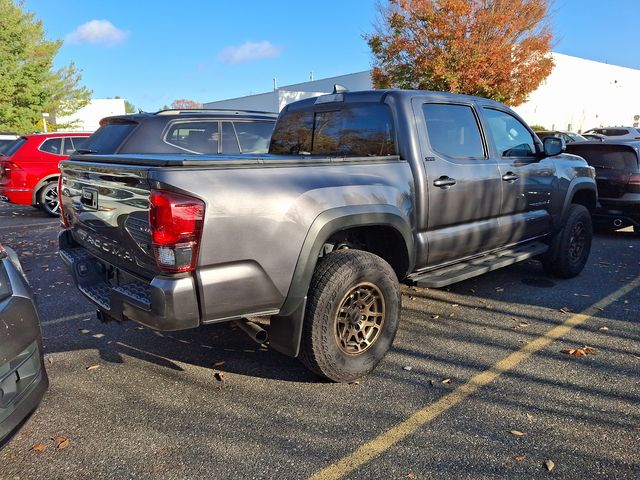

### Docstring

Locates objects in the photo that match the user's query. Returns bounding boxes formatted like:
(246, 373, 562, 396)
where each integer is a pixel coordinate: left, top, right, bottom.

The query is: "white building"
(204, 53, 640, 133)
(55, 98, 126, 132)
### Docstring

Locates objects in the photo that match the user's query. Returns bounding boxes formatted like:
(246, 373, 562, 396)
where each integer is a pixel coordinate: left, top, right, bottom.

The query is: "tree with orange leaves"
(170, 99, 203, 110)
(365, 0, 554, 106)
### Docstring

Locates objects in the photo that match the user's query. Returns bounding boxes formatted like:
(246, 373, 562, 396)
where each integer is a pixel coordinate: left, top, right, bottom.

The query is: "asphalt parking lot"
(0, 202, 638, 480)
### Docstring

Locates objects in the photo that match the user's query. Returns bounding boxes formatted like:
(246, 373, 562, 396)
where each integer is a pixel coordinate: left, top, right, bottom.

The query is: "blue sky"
(25, 0, 639, 112)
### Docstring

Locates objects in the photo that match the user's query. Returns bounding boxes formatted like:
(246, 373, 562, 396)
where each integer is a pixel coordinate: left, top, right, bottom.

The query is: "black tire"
(299, 250, 401, 382)
(39, 181, 60, 217)
(541, 204, 592, 278)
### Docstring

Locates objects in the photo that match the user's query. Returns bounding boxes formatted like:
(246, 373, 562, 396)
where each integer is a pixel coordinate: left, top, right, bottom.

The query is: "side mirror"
(543, 136, 565, 157)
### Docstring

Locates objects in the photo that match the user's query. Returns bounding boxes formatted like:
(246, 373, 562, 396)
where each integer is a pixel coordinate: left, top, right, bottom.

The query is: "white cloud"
(218, 41, 282, 64)
(66, 20, 128, 47)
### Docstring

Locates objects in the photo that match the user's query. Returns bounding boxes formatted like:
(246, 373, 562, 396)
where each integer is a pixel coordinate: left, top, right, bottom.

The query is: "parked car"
(0, 244, 48, 444)
(78, 109, 278, 156)
(583, 127, 640, 141)
(0, 132, 91, 216)
(0, 133, 19, 155)
(536, 130, 588, 143)
(566, 141, 640, 234)
(58, 89, 596, 382)
(582, 133, 607, 142)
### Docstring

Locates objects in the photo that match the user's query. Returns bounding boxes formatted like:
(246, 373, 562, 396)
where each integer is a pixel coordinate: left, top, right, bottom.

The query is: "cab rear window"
(269, 104, 396, 157)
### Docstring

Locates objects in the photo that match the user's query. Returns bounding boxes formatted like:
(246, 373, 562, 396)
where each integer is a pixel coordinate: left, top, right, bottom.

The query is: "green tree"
(112, 96, 137, 113)
(366, 0, 554, 106)
(0, 0, 91, 133)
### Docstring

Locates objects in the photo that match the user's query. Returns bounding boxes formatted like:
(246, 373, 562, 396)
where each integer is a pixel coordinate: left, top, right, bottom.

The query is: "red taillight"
(149, 190, 205, 272)
(58, 176, 69, 228)
(0, 160, 22, 178)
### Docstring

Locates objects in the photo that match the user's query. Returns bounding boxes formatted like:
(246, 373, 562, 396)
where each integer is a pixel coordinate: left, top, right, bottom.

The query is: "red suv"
(0, 132, 91, 216)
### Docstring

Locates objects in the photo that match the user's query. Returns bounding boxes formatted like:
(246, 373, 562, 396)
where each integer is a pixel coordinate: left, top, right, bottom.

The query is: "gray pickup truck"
(58, 89, 597, 382)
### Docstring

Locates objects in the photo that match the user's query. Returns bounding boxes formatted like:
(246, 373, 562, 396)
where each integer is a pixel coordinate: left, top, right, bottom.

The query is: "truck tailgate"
(59, 160, 158, 279)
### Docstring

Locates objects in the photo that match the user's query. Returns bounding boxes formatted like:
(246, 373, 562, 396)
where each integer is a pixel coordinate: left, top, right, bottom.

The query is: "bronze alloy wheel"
(335, 282, 385, 355)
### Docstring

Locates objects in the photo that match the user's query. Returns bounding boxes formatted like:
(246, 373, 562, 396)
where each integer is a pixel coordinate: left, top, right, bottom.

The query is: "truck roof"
(283, 89, 508, 112)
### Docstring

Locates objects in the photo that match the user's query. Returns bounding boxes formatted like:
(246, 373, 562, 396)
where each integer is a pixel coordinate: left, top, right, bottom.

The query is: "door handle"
(433, 176, 457, 188)
(502, 172, 519, 182)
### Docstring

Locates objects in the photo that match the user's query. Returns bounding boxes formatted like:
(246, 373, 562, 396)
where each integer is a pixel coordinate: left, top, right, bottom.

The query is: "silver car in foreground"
(0, 245, 48, 444)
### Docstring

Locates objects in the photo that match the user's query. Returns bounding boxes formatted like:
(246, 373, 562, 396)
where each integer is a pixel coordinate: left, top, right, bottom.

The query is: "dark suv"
(566, 141, 640, 233)
(78, 109, 278, 156)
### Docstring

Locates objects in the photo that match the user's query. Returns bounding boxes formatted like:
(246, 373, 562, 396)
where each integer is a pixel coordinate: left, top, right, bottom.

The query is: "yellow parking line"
(310, 276, 640, 480)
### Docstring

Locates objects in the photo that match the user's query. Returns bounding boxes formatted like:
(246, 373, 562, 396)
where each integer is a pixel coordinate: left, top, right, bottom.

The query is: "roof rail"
(155, 108, 277, 116)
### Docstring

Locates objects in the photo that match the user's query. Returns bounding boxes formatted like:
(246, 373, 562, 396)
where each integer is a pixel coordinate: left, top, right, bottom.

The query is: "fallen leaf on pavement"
(86, 364, 100, 371)
(559, 307, 573, 314)
(431, 314, 440, 319)
(30, 443, 48, 452)
(214, 371, 225, 381)
(79, 329, 90, 334)
(598, 326, 609, 331)
(561, 346, 596, 357)
(51, 435, 67, 444)
(545, 459, 555, 471)
(510, 430, 527, 436)
(451, 303, 459, 307)
(92, 333, 105, 339)
(515, 454, 526, 461)
(57, 439, 70, 450)
(441, 378, 452, 384)
(403, 366, 413, 371)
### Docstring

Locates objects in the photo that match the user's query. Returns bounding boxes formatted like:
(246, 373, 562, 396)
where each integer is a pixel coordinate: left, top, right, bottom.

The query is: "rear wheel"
(299, 250, 401, 382)
(39, 181, 60, 217)
(541, 204, 592, 278)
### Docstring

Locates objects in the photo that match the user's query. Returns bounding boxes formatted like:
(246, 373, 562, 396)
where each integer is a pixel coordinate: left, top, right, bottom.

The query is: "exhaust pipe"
(233, 319, 268, 344)
(613, 219, 623, 228)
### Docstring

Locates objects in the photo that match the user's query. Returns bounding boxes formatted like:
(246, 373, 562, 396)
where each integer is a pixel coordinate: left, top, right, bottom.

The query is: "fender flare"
(269, 205, 414, 357)
(557, 177, 597, 229)
(31, 174, 59, 204)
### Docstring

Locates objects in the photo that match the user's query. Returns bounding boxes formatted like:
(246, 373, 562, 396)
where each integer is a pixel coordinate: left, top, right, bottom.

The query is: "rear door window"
(221, 122, 240, 154)
(70, 137, 88, 150)
(62, 138, 76, 155)
(39, 138, 63, 155)
(422, 103, 485, 158)
(164, 121, 220, 154)
(234, 121, 274, 153)
(483, 108, 536, 157)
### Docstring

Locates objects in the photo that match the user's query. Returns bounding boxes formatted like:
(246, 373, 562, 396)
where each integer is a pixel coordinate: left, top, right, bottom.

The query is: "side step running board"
(412, 242, 549, 288)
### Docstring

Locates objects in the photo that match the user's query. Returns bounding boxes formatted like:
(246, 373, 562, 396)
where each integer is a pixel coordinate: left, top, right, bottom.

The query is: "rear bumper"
(59, 230, 200, 331)
(594, 195, 640, 228)
(0, 187, 32, 205)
